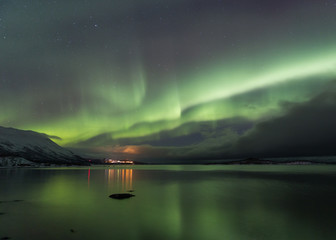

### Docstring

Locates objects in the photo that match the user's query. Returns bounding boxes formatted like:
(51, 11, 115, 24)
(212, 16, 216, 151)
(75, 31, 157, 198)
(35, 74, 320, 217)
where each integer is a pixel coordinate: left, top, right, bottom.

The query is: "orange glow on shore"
(121, 146, 140, 154)
(93, 145, 141, 154)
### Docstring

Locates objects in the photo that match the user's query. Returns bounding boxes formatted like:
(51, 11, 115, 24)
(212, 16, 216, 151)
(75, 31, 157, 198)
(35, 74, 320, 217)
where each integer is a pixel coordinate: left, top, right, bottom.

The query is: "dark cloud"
(101, 84, 336, 162)
(73, 117, 253, 147)
(69, 79, 336, 162)
(68, 117, 252, 162)
(233, 86, 336, 158)
(38, 133, 63, 141)
(46, 135, 63, 141)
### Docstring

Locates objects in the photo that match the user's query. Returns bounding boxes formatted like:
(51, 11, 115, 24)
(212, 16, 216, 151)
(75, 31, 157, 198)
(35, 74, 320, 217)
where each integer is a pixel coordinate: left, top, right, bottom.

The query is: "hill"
(0, 126, 86, 167)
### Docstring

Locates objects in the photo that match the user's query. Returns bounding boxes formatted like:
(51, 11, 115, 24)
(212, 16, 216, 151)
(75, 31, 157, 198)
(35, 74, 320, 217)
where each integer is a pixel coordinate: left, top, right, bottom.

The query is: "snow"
(0, 126, 82, 164)
(0, 157, 35, 167)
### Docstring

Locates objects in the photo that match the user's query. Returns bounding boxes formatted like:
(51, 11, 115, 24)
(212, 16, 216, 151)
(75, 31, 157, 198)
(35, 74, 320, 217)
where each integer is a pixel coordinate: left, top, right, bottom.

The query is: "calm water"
(1, 165, 336, 240)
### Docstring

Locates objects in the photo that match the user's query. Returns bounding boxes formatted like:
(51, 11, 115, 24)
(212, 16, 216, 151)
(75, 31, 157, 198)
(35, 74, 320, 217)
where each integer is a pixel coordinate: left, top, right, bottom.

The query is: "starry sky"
(1, 0, 336, 162)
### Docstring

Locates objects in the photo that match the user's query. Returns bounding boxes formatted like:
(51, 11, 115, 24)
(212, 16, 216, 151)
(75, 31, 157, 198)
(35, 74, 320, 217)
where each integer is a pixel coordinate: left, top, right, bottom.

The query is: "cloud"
(69, 81, 336, 162)
(164, 128, 240, 160)
(46, 135, 63, 141)
(39, 133, 63, 141)
(231, 84, 336, 158)
(72, 116, 251, 147)
(68, 117, 252, 162)
(130, 83, 336, 162)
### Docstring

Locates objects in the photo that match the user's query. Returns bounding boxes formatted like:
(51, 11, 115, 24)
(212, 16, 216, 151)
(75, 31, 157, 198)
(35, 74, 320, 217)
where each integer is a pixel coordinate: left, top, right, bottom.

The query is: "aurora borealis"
(1, 0, 336, 161)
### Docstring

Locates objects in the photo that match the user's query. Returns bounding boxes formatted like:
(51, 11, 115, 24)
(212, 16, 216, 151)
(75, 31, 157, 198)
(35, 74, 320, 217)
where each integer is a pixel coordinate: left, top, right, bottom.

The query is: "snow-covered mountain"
(0, 126, 86, 166)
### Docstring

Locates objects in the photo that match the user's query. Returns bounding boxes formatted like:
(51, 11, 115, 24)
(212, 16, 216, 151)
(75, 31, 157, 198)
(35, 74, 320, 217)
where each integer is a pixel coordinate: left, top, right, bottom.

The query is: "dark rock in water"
(0, 212, 5, 215)
(70, 229, 75, 233)
(13, 200, 23, 202)
(1, 237, 11, 240)
(109, 193, 135, 199)
(128, 190, 134, 192)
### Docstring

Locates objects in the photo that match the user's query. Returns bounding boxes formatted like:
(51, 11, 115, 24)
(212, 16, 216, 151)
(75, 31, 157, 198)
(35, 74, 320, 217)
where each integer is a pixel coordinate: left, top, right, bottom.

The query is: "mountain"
(0, 126, 86, 166)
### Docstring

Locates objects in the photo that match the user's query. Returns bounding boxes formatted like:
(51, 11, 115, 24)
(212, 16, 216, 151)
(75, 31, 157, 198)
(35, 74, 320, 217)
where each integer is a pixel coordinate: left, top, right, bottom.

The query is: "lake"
(1, 165, 336, 240)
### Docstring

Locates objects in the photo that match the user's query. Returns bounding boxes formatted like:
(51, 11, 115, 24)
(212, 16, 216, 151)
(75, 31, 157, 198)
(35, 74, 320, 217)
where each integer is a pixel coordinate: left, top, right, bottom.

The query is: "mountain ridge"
(0, 126, 86, 166)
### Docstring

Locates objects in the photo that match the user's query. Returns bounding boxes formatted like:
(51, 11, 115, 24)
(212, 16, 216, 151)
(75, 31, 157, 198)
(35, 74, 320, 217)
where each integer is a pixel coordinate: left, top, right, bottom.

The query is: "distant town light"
(104, 159, 134, 165)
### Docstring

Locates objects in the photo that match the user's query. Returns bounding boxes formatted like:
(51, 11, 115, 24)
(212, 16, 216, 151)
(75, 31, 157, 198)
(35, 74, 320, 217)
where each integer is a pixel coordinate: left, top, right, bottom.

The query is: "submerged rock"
(109, 193, 135, 199)
(1, 237, 11, 240)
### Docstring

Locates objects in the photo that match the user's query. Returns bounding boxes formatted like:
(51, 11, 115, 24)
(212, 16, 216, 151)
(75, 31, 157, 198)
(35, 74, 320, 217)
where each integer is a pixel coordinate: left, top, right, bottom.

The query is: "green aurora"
(1, 0, 336, 161)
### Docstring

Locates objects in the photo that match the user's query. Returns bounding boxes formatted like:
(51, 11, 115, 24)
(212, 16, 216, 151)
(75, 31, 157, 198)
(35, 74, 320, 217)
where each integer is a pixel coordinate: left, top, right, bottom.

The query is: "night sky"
(1, 0, 336, 162)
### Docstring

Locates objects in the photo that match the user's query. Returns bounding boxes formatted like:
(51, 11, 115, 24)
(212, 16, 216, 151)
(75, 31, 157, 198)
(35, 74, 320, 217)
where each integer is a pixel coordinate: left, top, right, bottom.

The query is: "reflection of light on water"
(105, 168, 133, 191)
(88, 169, 91, 189)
